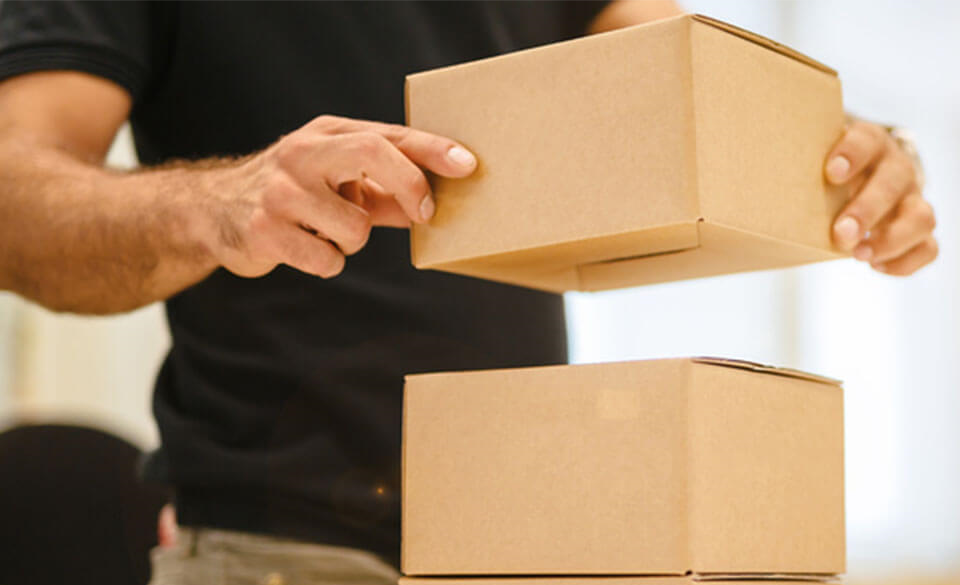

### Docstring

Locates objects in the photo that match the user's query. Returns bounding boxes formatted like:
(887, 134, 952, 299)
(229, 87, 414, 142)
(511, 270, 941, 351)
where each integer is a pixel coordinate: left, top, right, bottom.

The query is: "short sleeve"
(0, 0, 172, 103)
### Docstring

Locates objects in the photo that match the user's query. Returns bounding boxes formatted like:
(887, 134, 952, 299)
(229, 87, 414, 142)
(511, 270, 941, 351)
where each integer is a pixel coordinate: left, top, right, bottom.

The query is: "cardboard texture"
(402, 358, 845, 576)
(406, 14, 848, 292)
(399, 578, 840, 585)
(400, 579, 840, 585)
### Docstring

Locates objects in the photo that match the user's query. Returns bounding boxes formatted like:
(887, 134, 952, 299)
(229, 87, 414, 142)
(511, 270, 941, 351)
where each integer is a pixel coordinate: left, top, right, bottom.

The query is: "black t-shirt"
(0, 0, 607, 565)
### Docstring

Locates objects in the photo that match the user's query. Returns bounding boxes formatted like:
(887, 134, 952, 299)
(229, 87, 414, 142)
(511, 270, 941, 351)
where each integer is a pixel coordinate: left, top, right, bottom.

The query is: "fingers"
(871, 236, 938, 276)
(262, 174, 371, 255)
(269, 222, 346, 278)
(276, 130, 434, 224)
(360, 177, 413, 228)
(311, 115, 478, 178)
(340, 178, 412, 228)
(825, 121, 888, 185)
(856, 192, 935, 264)
(288, 115, 478, 225)
(833, 149, 917, 250)
(382, 125, 478, 178)
(823, 120, 938, 277)
(328, 131, 436, 223)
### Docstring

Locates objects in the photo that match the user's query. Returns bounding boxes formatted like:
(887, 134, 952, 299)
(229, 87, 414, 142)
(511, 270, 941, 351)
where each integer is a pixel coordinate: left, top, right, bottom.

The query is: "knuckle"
(319, 249, 346, 278)
(248, 208, 274, 234)
(855, 121, 886, 143)
(915, 201, 937, 231)
(338, 217, 372, 256)
(275, 135, 311, 169)
(846, 124, 874, 150)
(347, 211, 373, 242)
(262, 174, 296, 213)
(404, 170, 430, 197)
(891, 153, 916, 182)
(310, 114, 342, 132)
(883, 175, 910, 202)
(390, 124, 413, 145)
(874, 175, 907, 206)
(348, 131, 388, 158)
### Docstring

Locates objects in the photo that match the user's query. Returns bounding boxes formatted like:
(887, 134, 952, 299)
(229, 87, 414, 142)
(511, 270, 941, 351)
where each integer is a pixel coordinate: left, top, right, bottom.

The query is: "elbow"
(0, 271, 152, 316)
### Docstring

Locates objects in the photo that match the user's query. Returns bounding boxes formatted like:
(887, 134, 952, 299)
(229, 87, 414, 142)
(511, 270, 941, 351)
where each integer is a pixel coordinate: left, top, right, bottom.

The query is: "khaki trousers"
(149, 527, 400, 585)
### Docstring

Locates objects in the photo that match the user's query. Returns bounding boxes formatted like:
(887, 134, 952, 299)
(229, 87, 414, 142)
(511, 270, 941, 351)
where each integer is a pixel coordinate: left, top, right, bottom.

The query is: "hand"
(826, 121, 937, 276)
(205, 115, 477, 278)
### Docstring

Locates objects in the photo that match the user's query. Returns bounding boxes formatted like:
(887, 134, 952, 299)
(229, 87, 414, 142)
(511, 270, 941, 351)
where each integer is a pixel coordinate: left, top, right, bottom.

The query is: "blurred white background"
(0, 0, 956, 582)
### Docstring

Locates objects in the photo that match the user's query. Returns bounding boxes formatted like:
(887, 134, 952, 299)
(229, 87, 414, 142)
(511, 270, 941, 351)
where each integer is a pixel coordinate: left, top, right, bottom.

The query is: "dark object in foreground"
(0, 423, 170, 585)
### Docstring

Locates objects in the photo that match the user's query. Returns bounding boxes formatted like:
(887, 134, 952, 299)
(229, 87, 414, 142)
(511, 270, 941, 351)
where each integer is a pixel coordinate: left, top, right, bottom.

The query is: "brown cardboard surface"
(400, 578, 839, 585)
(402, 359, 844, 576)
(400, 577, 840, 585)
(406, 14, 847, 292)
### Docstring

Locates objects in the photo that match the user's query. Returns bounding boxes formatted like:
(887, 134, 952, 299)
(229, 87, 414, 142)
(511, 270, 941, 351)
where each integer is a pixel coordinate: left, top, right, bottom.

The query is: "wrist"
(125, 161, 230, 275)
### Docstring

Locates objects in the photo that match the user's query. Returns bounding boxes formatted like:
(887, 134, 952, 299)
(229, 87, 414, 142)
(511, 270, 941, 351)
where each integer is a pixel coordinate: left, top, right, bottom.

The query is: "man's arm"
(0, 71, 216, 314)
(0, 71, 477, 314)
(589, 0, 685, 33)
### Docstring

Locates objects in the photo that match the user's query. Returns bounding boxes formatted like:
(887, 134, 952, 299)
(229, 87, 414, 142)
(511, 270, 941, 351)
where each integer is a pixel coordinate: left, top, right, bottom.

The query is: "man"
(0, 1, 936, 583)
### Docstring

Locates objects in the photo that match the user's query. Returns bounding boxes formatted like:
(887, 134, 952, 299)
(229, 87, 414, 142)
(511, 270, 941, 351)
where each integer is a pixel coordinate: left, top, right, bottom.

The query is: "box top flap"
(692, 357, 841, 386)
(691, 14, 837, 76)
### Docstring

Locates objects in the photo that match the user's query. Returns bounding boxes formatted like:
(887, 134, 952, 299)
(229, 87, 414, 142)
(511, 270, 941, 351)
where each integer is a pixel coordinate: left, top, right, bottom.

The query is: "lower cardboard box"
(400, 578, 841, 585)
(399, 578, 841, 585)
(402, 358, 845, 576)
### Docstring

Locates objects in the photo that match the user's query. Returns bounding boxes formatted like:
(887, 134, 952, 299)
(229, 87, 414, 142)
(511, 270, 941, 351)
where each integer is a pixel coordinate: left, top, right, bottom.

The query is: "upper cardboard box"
(406, 14, 848, 292)
(402, 358, 845, 576)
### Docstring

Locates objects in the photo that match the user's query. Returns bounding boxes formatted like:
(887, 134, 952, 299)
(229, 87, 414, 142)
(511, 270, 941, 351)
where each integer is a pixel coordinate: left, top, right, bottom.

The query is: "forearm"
(589, 0, 685, 34)
(0, 133, 224, 314)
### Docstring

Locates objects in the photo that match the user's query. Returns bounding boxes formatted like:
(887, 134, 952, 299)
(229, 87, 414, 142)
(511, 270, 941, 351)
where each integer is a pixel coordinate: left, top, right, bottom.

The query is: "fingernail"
(419, 195, 435, 221)
(853, 243, 873, 261)
(826, 156, 851, 183)
(833, 216, 861, 250)
(871, 262, 888, 273)
(447, 146, 476, 169)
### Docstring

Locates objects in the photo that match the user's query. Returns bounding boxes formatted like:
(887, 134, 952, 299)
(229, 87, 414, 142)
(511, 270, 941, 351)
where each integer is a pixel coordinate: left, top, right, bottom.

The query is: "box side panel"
(690, 22, 847, 250)
(402, 360, 691, 575)
(576, 221, 842, 292)
(420, 259, 581, 293)
(688, 364, 845, 573)
(399, 579, 695, 585)
(423, 222, 700, 292)
(408, 17, 699, 268)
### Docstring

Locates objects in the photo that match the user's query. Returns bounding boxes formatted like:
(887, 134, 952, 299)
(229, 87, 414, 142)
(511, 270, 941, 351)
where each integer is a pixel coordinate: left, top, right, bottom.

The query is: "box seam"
(417, 221, 702, 269)
(691, 14, 836, 76)
(704, 219, 848, 260)
(686, 17, 704, 230)
(400, 376, 410, 572)
(684, 360, 697, 572)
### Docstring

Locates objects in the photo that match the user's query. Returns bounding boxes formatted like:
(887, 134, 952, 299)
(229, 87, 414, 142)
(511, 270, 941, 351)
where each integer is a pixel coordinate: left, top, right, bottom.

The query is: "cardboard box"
(400, 578, 839, 585)
(402, 358, 845, 576)
(406, 14, 848, 292)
